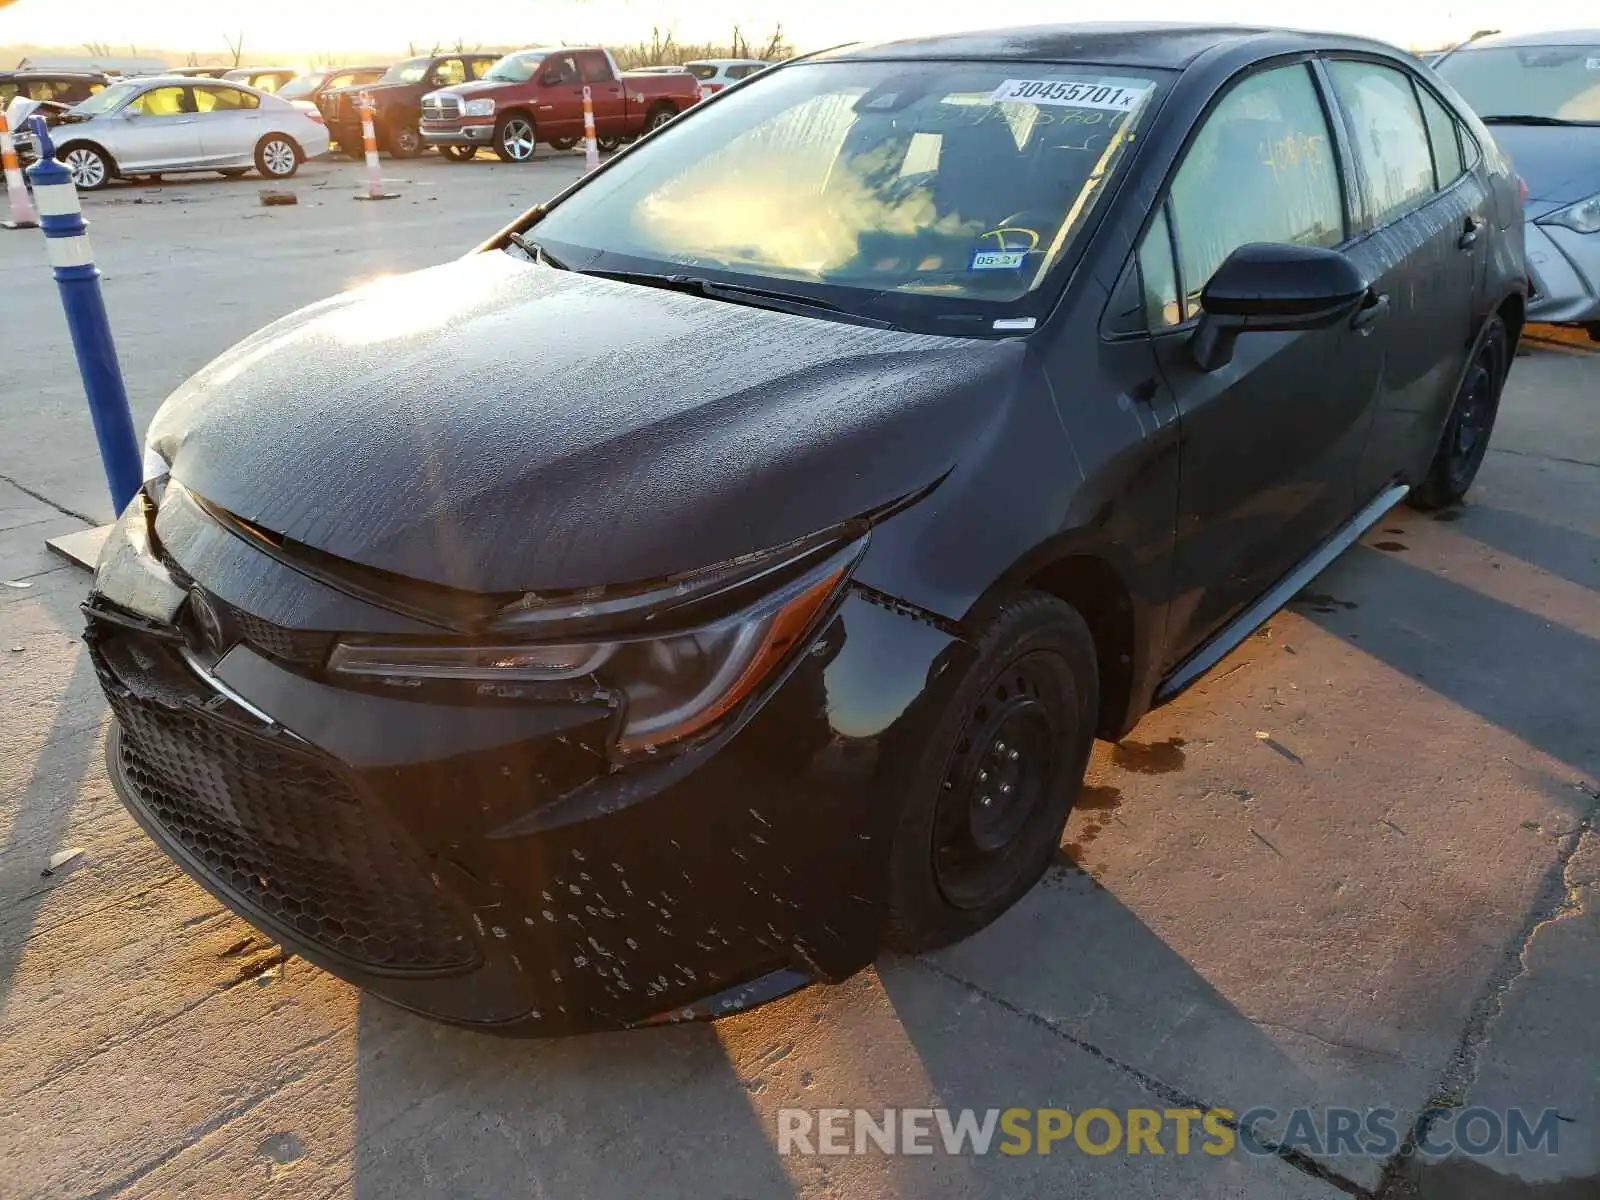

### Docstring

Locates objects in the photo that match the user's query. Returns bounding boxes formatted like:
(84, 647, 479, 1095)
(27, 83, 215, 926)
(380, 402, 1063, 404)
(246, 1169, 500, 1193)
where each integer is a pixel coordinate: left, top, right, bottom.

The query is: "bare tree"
(760, 23, 787, 61)
(83, 41, 112, 57)
(223, 31, 245, 67)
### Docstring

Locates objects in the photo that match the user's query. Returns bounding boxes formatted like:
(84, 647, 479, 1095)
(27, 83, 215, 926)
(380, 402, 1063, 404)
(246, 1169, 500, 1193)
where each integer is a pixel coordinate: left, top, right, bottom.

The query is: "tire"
(60, 143, 114, 190)
(547, 135, 578, 151)
(254, 134, 301, 180)
(339, 142, 366, 160)
(137, 174, 163, 184)
(883, 591, 1099, 953)
(1409, 316, 1509, 510)
(438, 145, 476, 162)
(493, 114, 537, 162)
(644, 104, 676, 134)
(219, 168, 248, 179)
(1585, 322, 1600, 344)
(386, 124, 422, 158)
(597, 133, 621, 152)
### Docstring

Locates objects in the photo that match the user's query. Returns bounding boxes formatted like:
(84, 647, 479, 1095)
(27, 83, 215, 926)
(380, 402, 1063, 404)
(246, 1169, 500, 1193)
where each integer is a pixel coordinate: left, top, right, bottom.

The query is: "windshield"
(382, 58, 431, 85)
(530, 59, 1165, 333)
(278, 72, 325, 99)
(1436, 45, 1600, 122)
(68, 79, 141, 117)
(485, 51, 548, 83)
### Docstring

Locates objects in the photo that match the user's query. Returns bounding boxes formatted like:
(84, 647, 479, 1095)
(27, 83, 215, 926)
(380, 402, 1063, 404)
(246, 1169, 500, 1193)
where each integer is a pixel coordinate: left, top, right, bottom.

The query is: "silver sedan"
(20, 75, 331, 190)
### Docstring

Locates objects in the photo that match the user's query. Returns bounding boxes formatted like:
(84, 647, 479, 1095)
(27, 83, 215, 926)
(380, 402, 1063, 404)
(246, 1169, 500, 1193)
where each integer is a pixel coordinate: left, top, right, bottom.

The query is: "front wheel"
(219, 168, 248, 179)
(61, 144, 114, 191)
(386, 124, 422, 158)
(644, 105, 676, 134)
(255, 135, 301, 180)
(547, 135, 578, 151)
(883, 592, 1099, 953)
(596, 133, 621, 152)
(1585, 321, 1600, 344)
(438, 145, 476, 162)
(493, 115, 537, 163)
(1409, 316, 1509, 510)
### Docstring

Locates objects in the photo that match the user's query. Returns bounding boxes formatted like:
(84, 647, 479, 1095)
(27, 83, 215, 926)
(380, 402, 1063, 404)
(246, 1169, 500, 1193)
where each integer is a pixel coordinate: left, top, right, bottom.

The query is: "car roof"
(687, 58, 770, 66)
(227, 66, 297, 74)
(0, 70, 107, 80)
(1453, 28, 1600, 48)
(113, 74, 276, 92)
(818, 21, 1398, 70)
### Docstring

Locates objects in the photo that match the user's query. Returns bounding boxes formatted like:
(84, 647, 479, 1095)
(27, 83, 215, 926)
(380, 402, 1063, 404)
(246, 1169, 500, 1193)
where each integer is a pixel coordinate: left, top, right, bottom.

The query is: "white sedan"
(22, 75, 330, 190)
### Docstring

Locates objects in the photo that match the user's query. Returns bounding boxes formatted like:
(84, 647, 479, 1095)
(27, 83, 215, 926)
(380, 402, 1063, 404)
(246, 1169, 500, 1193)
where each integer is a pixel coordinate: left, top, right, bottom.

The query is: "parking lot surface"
(1, 156, 1596, 1199)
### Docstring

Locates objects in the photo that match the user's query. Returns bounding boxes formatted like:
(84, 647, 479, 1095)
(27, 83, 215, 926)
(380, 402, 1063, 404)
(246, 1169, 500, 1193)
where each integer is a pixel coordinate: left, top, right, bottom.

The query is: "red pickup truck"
(420, 47, 700, 162)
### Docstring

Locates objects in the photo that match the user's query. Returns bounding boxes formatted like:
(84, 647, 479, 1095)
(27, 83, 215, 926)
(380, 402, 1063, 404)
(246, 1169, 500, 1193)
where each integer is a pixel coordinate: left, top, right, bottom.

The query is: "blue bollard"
(26, 117, 141, 514)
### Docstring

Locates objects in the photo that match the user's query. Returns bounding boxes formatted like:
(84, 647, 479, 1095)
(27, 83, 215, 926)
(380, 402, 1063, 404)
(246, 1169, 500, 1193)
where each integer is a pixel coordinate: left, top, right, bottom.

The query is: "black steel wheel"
(597, 133, 622, 152)
(884, 591, 1098, 952)
(1410, 316, 1509, 510)
(547, 135, 578, 151)
(438, 145, 477, 162)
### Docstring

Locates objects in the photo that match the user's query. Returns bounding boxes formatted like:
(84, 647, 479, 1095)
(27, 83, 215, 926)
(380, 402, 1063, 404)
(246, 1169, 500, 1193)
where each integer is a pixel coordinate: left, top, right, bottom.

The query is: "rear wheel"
(644, 104, 676, 133)
(1410, 316, 1509, 510)
(597, 133, 621, 151)
(438, 145, 477, 162)
(883, 592, 1098, 952)
(61, 144, 114, 190)
(547, 135, 578, 151)
(339, 142, 366, 160)
(254, 135, 301, 180)
(386, 124, 422, 158)
(1585, 321, 1600, 343)
(219, 168, 248, 179)
(493, 115, 537, 162)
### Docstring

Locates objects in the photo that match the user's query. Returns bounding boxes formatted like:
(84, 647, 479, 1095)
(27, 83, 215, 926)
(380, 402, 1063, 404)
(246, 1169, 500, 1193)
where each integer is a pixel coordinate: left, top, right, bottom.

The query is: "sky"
(2, 0, 1594, 61)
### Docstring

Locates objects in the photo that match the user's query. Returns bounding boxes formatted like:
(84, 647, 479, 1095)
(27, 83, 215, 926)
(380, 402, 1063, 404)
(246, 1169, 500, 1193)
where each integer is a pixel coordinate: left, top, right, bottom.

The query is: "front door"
(115, 85, 202, 170)
(1145, 61, 1384, 662)
(577, 50, 625, 132)
(537, 54, 584, 139)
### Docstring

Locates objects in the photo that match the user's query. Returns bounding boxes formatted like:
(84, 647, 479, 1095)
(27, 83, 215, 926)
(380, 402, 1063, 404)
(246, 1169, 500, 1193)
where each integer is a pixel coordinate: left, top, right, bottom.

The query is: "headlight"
(142, 445, 172, 507)
(328, 533, 866, 758)
(463, 98, 496, 118)
(1537, 193, 1600, 235)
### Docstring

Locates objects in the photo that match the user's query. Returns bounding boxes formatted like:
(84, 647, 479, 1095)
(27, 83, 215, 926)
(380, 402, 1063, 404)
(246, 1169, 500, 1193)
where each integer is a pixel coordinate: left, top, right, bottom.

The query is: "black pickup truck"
(319, 52, 499, 157)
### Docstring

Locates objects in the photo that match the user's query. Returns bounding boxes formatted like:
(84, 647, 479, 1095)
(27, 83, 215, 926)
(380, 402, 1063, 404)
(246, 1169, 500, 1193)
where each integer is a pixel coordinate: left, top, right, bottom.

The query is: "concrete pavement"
(0, 157, 1596, 1199)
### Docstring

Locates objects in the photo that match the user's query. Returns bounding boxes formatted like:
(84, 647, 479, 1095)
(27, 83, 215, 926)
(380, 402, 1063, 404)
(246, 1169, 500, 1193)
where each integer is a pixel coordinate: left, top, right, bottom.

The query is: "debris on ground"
(42, 848, 85, 876)
(258, 190, 298, 207)
(2, 580, 30, 588)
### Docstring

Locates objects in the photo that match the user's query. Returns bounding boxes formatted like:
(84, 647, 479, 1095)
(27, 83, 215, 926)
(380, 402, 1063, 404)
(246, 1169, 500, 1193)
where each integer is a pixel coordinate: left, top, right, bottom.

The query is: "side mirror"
(1190, 243, 1369, 372)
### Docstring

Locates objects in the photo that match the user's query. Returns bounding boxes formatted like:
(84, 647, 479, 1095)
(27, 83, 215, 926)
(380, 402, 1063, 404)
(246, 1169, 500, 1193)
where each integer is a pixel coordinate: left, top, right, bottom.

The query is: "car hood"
(1488, 123, 1600, 205)
(426, 79, 506, 99)
(149, 252, 1023, 596)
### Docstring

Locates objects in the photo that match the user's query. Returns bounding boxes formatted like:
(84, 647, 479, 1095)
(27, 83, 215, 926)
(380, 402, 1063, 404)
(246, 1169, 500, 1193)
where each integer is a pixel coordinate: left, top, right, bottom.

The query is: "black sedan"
(90, 23, 1526, 1034)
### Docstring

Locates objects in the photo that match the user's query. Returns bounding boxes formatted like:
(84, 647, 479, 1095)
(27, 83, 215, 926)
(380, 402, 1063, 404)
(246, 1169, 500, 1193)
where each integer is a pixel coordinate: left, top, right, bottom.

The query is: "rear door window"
(1326, 61, 1436, 228)
(432, 59, 467, 88)
(1416, 85, 1465, 187)
(193, 86, 260, 112)
(1166, 63, 1344, 319)
(578, 52, 613, 83)
(469, 58, 494, 80)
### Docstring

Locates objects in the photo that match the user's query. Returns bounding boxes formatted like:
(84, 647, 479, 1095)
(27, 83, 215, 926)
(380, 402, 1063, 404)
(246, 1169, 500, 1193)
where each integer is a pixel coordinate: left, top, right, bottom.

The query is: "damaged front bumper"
(88, 489, 964, 1034)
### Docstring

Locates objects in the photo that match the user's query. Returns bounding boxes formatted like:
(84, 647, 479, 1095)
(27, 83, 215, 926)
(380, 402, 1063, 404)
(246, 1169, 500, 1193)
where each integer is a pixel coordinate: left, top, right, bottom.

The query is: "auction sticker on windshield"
(989, 79, 1151, 111)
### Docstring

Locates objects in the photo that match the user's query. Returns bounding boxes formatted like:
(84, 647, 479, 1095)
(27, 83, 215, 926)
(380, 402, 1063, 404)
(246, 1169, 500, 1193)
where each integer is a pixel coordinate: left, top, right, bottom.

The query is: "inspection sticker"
(970, 249, 1028, 271)
(989, 79, 1151, 111)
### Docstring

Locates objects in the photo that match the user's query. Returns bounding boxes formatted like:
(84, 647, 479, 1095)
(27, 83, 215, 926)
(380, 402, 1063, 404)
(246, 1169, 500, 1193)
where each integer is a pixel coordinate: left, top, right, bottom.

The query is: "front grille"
(422, 96, 461, 120)
(92, 629, 480, 974)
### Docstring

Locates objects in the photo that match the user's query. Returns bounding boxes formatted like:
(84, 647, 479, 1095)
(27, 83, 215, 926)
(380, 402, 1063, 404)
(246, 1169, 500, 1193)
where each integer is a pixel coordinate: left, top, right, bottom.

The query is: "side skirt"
(1154, 482, 1410, 703)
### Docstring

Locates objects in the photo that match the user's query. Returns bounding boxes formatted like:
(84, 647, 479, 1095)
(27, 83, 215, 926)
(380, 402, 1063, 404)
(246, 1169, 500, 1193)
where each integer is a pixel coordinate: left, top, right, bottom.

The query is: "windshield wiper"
(578, 269, 905, 330)
(506, 232, 569, 269)
(1480, 114, 1586, 126)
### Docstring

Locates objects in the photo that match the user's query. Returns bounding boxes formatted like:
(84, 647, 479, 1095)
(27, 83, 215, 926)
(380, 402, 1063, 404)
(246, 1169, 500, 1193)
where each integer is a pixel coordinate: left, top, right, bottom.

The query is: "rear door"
(114, 85, 203, 170)
(191, 84, 262, 166)
(577, 50, 625, 130)
(1145, 61, 1384, 661)
(1320, 58, 1490, 497)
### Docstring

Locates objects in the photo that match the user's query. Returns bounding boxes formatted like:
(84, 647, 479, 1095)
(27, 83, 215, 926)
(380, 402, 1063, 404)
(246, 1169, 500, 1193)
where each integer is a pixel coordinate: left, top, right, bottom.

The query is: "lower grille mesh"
(93, 631, 479, 973)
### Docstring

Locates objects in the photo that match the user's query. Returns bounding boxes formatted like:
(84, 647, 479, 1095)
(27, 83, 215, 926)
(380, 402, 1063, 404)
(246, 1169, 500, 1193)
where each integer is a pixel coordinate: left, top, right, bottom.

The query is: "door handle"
(1459, 215, 1485, 250)
(1350, 291, 1390, 332)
